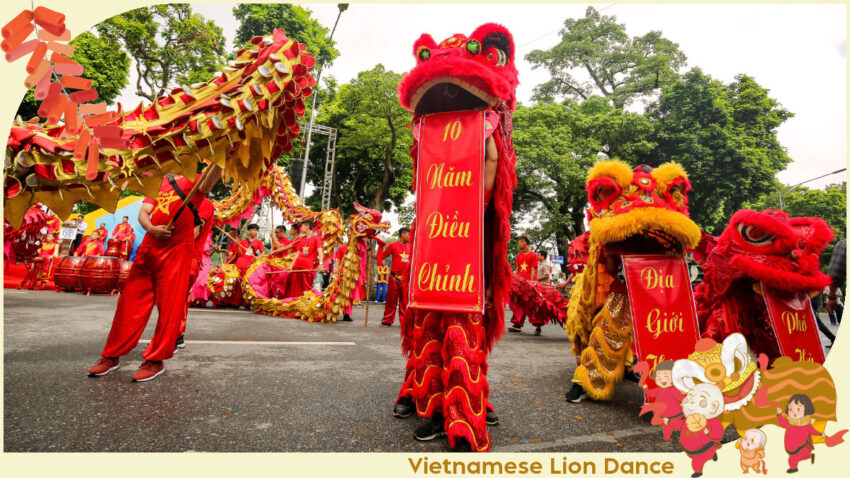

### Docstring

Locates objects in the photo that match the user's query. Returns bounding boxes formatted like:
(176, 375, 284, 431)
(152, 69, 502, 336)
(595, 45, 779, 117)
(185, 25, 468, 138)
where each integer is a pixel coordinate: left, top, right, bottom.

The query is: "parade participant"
(377, 227, 411, 327)
(375, 262, 389, 303)
(235, 224, 265, 274)
(508, 235, 538, 332)
(333, 239, 367, 322)
(536, 251, 551, 284)
(72, 216, 87, 253)
(265, 225, 294, 299)
(217, 229, 249, 308)
(45, 210, 61, 235)
(392, 23, 519, 452)
(178, 197, 215, 350)
(110, 216, 134, 259)
(86, 166, 222, 382)
(282, 220, 323, 298)
(271, 225, 291, 250)
(76, 230, 104, 257)
(95, 222, 109, 249)
(776, 394, 847, 473)
(24, 232, 59, 289)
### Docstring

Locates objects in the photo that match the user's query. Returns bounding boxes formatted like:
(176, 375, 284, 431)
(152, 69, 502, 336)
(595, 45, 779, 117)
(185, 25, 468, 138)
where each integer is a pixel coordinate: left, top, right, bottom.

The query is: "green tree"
(305, 65, 413, 216)
(16, 31, 130, 120)
(232, 4, 339, 66)
(647, 68, 793, 233)
(96, 4, 226, 102)
(526, 5, 686, 109)
(512, 98, 655, 257)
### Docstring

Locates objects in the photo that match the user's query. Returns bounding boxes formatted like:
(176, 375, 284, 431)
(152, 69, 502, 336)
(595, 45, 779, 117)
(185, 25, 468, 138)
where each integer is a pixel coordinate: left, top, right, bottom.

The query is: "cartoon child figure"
(736, 428, 767, 474)
(776, 394, 848, 473)
(642, 360, 685, 441)
(678, 383, 725, 478)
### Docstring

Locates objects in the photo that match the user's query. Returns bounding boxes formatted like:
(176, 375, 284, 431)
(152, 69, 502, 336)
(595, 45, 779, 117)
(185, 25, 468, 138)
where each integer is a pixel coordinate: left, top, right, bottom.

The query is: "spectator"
(536, 250, 551, 285)
(827, 238, 846, 326)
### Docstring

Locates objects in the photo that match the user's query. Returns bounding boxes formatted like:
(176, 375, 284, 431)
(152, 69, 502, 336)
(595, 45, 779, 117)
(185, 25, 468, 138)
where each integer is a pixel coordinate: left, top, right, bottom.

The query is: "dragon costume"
(394, 23, 518, 452)
(5, 29, 314, 228)
(508, 274, 569, 329)
(694, 209, 833, 360)
(566, 160, 701, 400)
(241, 202, 389, 322)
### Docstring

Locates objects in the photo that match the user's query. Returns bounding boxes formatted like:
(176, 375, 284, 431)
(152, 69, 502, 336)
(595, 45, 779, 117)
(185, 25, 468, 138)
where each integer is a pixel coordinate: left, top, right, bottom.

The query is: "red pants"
(397, 311, 491, 451)
(788, 444, 813, 469)
(687, 445, 718, 474)
(284, 270, 315, 298)
(510, 310, 527, 327)
(101, 242, 193, 362)
(382, 275, 408, 325)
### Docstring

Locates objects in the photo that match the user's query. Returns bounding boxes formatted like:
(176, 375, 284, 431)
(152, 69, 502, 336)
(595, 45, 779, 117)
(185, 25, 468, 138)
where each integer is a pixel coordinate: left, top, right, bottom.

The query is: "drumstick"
(166, 166, 212, 230)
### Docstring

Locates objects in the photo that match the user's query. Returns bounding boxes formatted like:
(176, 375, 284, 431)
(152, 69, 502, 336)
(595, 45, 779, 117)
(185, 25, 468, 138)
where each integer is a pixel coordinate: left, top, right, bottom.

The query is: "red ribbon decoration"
(408, 110, 485, 314)
(761, 284, 825, 363)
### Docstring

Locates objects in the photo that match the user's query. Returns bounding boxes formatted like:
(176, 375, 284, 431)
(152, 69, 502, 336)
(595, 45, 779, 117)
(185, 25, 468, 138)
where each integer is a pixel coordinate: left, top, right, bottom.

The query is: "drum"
(54, 255, 85, 291)
(104, 242, 122, 257)
(113, 260, 133, 293)
(79, 255, 120, 294)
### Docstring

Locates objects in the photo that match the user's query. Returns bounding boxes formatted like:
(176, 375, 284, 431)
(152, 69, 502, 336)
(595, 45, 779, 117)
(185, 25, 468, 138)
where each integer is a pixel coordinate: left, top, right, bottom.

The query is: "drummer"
(76, 230, 104, 257)
(87, 165, 222, 383)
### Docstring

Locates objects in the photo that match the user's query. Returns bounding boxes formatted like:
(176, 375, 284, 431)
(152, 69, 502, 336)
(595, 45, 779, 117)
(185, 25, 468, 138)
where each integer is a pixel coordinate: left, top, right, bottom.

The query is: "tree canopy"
(96, 4, 226, 103)
(647, 68, 793, 233)
(305, 65, 413, 216)
(526, 5, 686, 109)
(232, 4, 339, 66)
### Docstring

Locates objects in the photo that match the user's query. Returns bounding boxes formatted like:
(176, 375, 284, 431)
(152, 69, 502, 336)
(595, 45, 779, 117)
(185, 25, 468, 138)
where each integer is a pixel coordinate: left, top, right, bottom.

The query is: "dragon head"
(715, 209, 833, 292)
(584, 160, 702, 254)
(398, 23, 518, 115)
(350, 202, 390, 238)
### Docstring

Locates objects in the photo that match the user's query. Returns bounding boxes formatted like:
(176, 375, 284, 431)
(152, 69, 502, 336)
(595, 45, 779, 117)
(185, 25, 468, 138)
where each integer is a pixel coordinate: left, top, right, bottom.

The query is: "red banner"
(622, 255, 701, 402)
(762, 284, 825, 363)
(408, 110, 485, 313)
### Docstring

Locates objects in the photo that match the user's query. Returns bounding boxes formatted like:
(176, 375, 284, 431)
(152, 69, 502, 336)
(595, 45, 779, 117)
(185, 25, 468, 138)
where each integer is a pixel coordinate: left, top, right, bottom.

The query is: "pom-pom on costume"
(394, 23, 518, 452)
(694, 209, 833, 360)
(566, 160, 701, 400)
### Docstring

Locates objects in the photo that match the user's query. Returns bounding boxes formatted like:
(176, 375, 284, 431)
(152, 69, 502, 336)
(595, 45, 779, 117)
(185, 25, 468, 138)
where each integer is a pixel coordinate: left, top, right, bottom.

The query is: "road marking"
(497, 425, 659, 452)
(139, 339, 356, 346)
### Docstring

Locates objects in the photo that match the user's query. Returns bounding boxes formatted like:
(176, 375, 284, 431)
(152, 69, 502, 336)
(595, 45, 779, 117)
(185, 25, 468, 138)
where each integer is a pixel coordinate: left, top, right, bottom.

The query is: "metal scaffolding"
(296, 120, 338, 210)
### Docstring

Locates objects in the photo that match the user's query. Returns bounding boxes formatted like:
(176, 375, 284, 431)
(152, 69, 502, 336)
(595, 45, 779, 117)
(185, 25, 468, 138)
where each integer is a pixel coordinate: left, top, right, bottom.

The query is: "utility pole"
(778, 168, 846, 209)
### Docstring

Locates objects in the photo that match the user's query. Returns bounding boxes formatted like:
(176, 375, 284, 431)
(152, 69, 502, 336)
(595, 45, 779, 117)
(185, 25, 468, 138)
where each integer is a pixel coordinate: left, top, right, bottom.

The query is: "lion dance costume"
(394, 23, 518, 452)
(694, 209, 833, 360)
(566, 160, 701, 400)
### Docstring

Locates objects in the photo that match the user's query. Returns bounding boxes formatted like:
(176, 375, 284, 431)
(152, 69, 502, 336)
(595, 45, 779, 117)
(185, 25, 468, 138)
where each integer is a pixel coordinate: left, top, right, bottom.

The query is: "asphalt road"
(3, 289, 841, 452)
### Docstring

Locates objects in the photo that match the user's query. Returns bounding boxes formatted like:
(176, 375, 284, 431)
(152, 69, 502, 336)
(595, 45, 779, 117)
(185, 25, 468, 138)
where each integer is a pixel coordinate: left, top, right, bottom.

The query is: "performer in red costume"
(110, 216, 134, 259)
(776, 394, 847, 473)
(508, 235, 538, 332)
(76, 230, 105, 257)
(87, 165, 222, 382)
(378, 227, 411, 326)
(267, 225, 293, 299)
(282, 220, 323, 298)
(676, 383, 724, 478)
(45, 210, 61, 235)
(392, 23, 518, 452)
(235, 223, 265, 274)
(177, 197, 215, 351)
(95, 222, 108, 249)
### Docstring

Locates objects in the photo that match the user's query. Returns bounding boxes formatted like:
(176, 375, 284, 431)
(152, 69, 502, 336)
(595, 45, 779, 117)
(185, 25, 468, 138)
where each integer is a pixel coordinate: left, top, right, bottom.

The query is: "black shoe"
(393, 397, 414, 419)
(565, 383, 586, 403)
(451, 437, 472, 452)
(787, 468, 798, 474)
(534, 327, 542, 336)
(414, 415, 446, 441)
(380, 323, 392, 327)
(623, 369, 641, 384)
(342, 314, 353, 322)
(176, 335, 185, 349)
(691, 473, 702, 478)
(508, 325, 521, 332)
(486, 409, 499, 426)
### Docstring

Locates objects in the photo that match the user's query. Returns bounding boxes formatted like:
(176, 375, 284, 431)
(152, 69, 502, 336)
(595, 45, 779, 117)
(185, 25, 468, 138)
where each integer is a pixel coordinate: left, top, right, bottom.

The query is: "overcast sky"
(115, 2, 847, 195)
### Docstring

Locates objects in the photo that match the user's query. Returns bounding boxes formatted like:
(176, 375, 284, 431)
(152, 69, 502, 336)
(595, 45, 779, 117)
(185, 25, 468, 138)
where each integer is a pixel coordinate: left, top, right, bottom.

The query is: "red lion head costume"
(695, 209, 833, 359)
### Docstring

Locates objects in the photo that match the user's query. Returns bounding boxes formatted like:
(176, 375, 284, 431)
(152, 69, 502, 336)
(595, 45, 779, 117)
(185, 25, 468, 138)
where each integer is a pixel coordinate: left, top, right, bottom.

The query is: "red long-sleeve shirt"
(378, 241, 411, 277)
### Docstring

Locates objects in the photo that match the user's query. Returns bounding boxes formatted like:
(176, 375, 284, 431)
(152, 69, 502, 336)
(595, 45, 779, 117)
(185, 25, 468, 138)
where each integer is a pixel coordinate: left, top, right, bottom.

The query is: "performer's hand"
(776, 407, 782, 414)
(148, 225, 172, 241)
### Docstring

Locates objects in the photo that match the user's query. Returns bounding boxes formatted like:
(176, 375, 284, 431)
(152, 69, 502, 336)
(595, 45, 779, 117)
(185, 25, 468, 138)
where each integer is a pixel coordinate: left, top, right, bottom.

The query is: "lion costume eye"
(483, 46, 508, 66)
(737, 224, 775, 246)
(416, 46, 431, 62)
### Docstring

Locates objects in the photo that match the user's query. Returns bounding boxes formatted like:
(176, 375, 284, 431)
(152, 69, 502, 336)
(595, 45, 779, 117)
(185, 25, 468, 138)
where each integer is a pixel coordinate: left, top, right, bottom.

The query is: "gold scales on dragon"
(4, 28, 384, 323)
